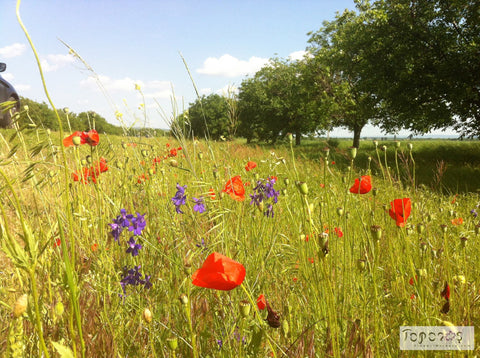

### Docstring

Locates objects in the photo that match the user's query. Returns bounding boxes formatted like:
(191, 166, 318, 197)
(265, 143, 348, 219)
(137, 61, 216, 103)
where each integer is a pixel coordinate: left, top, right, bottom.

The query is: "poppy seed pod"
(395, 141, 401, 148)
(417, 223, 425, 234)
(167, 337, 178, 351)
(460, 237, 468, 248)
(13, 294, 28, 318)
(296, 181, 308, 195)
(407, 143, 413, 151)
(336, 207, 344, 216)
(239, 300, 251, 317)
(370, 225, 382, 241)
(169, 159, 179, 167)
(357, 259, 366, 271)
(86, 155, 93, 164)
(141, 149, 148, 157)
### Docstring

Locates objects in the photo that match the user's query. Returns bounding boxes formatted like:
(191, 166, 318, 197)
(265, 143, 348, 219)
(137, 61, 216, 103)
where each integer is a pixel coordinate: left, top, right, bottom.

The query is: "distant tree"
(181, 94, 232, 140)
(238, 58, 330, 145)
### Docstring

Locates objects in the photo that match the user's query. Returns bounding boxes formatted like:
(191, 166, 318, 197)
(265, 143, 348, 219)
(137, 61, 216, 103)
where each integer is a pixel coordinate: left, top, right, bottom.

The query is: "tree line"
(178, 0, 479, 147)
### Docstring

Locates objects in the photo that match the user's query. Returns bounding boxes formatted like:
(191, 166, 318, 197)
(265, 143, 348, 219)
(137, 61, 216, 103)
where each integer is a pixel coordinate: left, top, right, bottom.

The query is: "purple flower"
(128, 212, 146, 236)
(109, 208, 134, 244)
(119, 265, 152, 298)
(126, 237, 142, 257)
(249, 177, 279, 218)
(196, 238, 207, 252)
(217, 340, 223, 349)
(171, 183, 187, 214)
(193, 197, 206, 213)
(471, 209, 478, 218)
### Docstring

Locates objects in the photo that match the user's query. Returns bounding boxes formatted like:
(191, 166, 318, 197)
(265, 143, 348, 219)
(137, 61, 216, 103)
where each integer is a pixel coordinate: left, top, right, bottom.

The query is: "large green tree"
(238, 58, 330, 145)
(307, 5, 385, 148)
(355, 0, 480, 137)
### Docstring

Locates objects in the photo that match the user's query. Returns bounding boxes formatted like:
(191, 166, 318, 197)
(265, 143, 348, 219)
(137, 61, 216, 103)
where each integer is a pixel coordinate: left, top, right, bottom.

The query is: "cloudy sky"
(0, 1, 454, 137)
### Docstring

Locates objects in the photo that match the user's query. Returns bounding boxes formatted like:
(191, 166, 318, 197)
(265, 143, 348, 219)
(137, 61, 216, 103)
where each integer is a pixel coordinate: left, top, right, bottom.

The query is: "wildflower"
(257, 294, 267, 310)
(250, 177, 279, 217)
(334, 227, 343, 238)
(191, 252, 246, 291)
(193, 197, 206, 213)
(451, 217, 464, 226)
(388, 198, 412, 227)
(63, 129, 99, 147)
(128, 213, 147, 236)
(171, 184, 187, 213)
(196, 238, 207, 251)
(208, 188, 216, 200)
(470, 209, 478, 218)
(245, 161, 257, 171)
(126, 237, 142, 257)
(441, 282, 450, 300)
(109, 209, 134, 244)
(91, 243, 98, 252)
(72, 157, 108, 184)
(119, 265, 152, 297)
(266, 301, 281, 328)
(349, 175, 372, 194)
(222, 176, 246, 201)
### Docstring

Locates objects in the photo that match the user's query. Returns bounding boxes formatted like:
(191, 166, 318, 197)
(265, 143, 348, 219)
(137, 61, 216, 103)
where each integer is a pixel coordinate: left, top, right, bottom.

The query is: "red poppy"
(72, 157, 108, 184)
(54, 238, 61, 247)
(222, 175, 245, 201)
(349, 175, 372, 194)
(169, 148, 178, 157)
(451, 217, 464, 226)
(388, 198, 412, 227)
(63, 129, 99, 147)
(257, 294, 267, 310)
(191, 252, 246, 291)
(208, 188, 216, 200)
(441, 282, 450, 300)
(334, 227, 343, 238)
(245, 161, 257, 171)
(91, 243, 98, 252)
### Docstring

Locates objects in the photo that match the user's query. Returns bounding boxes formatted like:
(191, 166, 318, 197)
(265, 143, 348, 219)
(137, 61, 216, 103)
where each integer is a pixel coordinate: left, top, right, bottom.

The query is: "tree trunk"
(352, 127, 362, 148)
(295, 130, 301, 146)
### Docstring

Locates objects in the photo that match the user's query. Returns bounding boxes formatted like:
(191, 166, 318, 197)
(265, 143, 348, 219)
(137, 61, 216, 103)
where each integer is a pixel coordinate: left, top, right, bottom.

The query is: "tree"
(307, 6, 385, 148)
(238, 58, 329, 145)
(181, 94, 232, 140)
(351, 0, 480, 137)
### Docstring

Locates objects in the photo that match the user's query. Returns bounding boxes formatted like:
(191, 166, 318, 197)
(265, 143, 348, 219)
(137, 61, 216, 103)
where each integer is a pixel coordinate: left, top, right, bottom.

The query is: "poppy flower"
(334, 227, 343, 238)
(245, 161, 257, 171)
(441, 282, 450, 300)
(451, 217, 464, 226)
(208, 188, 216, 200)
(63, 129, 99, 147)
(72, 157, 108, 184)
(191, 252, 246, 291)
(388, 198, 411, 227)
(222, 175, 246, 201)
(257, 294, 267, 310)
(349, 175, 372, 194)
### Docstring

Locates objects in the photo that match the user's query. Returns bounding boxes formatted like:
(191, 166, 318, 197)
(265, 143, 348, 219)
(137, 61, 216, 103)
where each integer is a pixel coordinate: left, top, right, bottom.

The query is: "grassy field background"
(0, 126, 479, 357)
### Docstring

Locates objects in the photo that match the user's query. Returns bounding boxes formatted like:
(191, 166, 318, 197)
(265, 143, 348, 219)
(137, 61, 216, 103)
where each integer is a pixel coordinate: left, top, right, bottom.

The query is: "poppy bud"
(406, 225, 414, 235)
(13, 294, 28, 318)
(367, 156, 372, 163)
(284, 178, 289, 186)
(373, 140, 378, 148)
(287, 133, 293, 143)
(72, 136, 82, 146)
(394, 141, 401, 148)
(122, 143, 127, 149)
(213, 169, 219, 179)
(372, 188, 378, 196)
(296, 181, 308, 195)
(86, 155, 93, 164)
(169, 159, 178, 167)
(143, 308, 153, 323)
(281, 189, 287, 196)
(416, 223, 425, 234)
(81, 159, 87, 166)
(239, 300, 251, 317)
(167, 337, 178, 351)
(357, 259, 366, 271)
(64, 107, 70, 114)
(460, 237, 467, 248)
(381, 145, 387, 151)
(348, 146, 357, 159)
(345, 211, 351, 219)
(198, 152, 203, 160)
(440, 224, 448, 233)
(148, 168, 154, 176)
(141, 149, 148, 157)
(179, 294, 188, 305)
(407, 143, 413, 151)
(336, 207, 344, 216)
(370, 225, 382, 241)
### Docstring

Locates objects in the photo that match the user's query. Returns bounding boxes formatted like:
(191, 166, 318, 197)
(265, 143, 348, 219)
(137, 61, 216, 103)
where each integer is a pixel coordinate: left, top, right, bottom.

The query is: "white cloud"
(14, 84, 31, 92)
(197, 54, 269, 77)
(288, 50, 308, 61)
(41, 53, 75, 72)
(0, 43, 27, 58)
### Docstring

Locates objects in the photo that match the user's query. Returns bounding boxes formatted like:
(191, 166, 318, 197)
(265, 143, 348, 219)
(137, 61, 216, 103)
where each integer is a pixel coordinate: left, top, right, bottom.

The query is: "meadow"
(0, 121, 479, 357)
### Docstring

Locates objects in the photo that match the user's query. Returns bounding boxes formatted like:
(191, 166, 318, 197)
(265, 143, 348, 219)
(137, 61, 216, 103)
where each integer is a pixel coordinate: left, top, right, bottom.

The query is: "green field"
(0, 127, 479, 357)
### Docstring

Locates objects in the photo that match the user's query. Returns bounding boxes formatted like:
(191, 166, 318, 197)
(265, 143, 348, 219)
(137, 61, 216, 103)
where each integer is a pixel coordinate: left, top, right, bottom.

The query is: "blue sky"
(1, 1, 455, 137)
